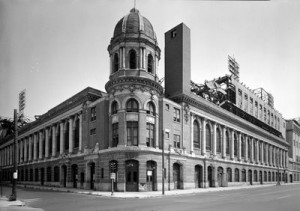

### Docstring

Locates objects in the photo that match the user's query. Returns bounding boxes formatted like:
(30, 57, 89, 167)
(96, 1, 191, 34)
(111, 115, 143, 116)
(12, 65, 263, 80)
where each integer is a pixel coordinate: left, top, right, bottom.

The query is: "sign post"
(110, 173, 116, 196)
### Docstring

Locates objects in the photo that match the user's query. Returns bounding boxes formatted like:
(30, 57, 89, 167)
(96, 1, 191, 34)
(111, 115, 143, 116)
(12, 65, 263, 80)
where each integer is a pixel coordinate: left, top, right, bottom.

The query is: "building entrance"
(126, 160, 138, 192)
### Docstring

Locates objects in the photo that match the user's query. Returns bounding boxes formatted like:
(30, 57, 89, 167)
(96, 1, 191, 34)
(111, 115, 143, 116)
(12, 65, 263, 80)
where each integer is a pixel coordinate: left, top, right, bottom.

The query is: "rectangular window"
(173, 134, 180, 148)
(90, 128, 96, 135)
(165, 132, 170, 139)
(127, 121, 138, 146)
(173, 108, 180, 122)
(112, 123, 119, 147)
(91, 107, 96, 121)
(146, 123, 155, 147)
(171, 30, 177, 38)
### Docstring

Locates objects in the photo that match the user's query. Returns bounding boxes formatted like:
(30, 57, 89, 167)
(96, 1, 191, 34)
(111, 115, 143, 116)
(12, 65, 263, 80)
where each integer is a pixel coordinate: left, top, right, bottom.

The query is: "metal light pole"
(9, 109, 18, 201)
(162, 129, 165, 195)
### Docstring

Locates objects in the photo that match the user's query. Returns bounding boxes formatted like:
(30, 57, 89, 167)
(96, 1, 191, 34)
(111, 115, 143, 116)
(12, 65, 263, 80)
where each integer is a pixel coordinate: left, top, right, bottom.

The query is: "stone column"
(230, 130, 234, 160)
(52, 125, 56, 157)
(122, 48, 125, 68)
(212, 123, 217, 156)
(238, 132, 241, 161)
(33, 133, 37, 160)
(79, 114, 83, 152)
(69, 118, 74, 153)
(201, 118, 206, 156)
(261, 142, 264, 165)
(245, 136, 248, 162)
(24, 138, 28, 162)
(222, 126, 226, 158)
(256, 140, 259, 163)
(60, 122, 64, 154)
(119, 48, 123, 69)
(190, 114, 194, 153)
(265, 144, 268, 166)
(28, 136, 32, 161)
(39, 131, 43, 159)
(45, 128, 49, 158)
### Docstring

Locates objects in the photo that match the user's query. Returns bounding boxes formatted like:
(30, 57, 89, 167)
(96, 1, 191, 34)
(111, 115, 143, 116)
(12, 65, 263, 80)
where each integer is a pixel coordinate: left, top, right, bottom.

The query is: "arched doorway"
(290, 174, 293, 183)
(194, 165, 203, 188)
(259, 171, 263, 184)
(126, 160, 139, 191)
(62, 165, 67, 188)
(71, 164, 78, 188)
(217, 167, 223, 187)
(208, 166, 213, 187)
(89, 162, 95, 190)
(248, 170, 252, 185)
(173, 163, 182, 189)
(146, 161, 157, 191)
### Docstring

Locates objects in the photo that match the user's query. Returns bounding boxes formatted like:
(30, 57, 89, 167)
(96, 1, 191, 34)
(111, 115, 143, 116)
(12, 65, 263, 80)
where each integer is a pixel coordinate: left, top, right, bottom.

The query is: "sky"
(0, 0, 299, 120)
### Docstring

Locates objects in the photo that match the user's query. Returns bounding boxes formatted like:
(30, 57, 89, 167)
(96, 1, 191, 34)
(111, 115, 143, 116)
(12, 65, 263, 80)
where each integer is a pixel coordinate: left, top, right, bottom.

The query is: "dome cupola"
(106, 8, 161, 85)
(113, 8, 157, 42)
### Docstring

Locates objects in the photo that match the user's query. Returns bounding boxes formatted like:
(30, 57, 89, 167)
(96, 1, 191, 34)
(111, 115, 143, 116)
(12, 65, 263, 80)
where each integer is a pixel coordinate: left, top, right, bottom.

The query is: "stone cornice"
(171, 93, 289, 148)
(105, 76, 164, 96)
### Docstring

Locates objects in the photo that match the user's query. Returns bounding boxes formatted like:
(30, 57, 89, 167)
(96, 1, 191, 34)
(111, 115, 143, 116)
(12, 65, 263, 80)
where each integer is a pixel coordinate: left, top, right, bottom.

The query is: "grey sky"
(0, 0, 299, 120)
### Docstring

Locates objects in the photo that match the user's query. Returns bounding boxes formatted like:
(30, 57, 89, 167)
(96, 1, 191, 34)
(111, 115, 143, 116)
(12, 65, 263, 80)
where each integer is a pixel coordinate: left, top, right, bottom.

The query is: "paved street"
(1, 184, 300, 211)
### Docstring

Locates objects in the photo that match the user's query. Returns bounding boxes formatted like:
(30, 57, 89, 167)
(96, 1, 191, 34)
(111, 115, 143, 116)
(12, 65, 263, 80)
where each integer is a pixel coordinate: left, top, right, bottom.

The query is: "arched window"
(126, 99, 139, 112)
(227, 168, 232, 182)
(242, 169, 246, 182)
(235, 168, 239, 182)
(111, 101, 118, 115)
(226, 131, 230, 155)
(113, 53, 119, 73)
(147, 102, 155, 116)
(206, 124, 211, 151)
(129, 50, 137, 69)
(147, 54, 153, 73)
(234, 134, 238, 156)
(216, 128, 221, 153)
(193, 121, 200, 149)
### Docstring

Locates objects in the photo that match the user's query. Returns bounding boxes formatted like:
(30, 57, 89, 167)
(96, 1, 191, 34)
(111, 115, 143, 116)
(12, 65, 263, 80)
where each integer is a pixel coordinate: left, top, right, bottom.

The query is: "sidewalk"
(17, 182, 295, 199)
(0, 196, 43, 211)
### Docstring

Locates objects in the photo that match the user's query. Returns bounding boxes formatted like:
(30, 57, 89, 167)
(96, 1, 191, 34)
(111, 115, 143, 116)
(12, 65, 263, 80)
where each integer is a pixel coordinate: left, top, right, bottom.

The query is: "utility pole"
(9, 109, 18, 201)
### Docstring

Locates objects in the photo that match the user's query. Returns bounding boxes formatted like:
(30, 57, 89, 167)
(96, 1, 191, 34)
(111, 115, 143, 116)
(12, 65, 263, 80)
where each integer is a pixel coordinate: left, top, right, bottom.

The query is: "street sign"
(110, 173, 116, 180)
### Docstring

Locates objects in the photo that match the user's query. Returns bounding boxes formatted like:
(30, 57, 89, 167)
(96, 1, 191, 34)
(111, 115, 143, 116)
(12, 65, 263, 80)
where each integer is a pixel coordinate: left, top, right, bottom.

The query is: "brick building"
(0, 8, 290, 192)
(286, 119, 300, 182)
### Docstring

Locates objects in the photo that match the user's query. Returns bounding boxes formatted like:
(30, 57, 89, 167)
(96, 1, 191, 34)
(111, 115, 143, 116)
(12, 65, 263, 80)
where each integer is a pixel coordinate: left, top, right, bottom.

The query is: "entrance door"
(248, 170, 252, 185)
(40, 168, 45, 186)
(146, 161, 156, 191)
(126, 160, 139, 192)
(173, 163, 181, 189)
(72, 164, 78, 188)
(62, 165, 67, 187)
(208, 166, 213, 187)
(194, 165, 202, 188)
(90, 163, 95, 190)
(217, 167, 223, 187)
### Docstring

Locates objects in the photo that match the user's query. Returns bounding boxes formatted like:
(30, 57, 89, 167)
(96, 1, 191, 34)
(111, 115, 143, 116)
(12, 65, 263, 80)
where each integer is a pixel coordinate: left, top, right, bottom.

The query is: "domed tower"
(105, 8, 163, 150)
